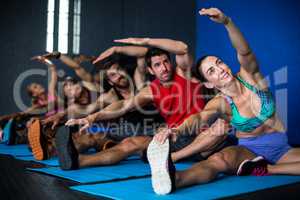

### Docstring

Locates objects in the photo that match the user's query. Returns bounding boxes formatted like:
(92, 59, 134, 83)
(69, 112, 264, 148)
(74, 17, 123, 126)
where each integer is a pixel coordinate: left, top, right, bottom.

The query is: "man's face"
(148, 54, 173, 83)
(106, 63, 129, 88)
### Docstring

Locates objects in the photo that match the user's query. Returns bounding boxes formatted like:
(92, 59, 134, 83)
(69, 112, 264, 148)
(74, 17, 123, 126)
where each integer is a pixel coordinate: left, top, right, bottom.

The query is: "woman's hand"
(199, 8, 229, 24)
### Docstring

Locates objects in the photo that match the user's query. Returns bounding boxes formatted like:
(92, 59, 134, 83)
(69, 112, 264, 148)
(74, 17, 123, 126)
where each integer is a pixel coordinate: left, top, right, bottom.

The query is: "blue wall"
(196, 0, 300, 145)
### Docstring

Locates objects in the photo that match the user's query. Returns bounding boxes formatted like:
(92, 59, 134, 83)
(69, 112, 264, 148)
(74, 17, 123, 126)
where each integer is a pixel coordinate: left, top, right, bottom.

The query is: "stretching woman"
(27, 55, 64, 160)
(148, 7, 300, 195)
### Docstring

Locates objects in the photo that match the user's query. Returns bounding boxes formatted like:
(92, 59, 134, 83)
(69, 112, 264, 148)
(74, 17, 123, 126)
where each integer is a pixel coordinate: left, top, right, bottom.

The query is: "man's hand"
(42, 114, 63, 130)
(93, 47, 117, 64)
(199, 8, 228, 24)
(153, 128, 178, 144)
(65, 114, 96, 132)
(114, 38, 150, 46)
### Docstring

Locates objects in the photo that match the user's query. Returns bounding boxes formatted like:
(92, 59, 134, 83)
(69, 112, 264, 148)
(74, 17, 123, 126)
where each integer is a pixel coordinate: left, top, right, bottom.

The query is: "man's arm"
(93, 45, 149, 90)
(65, 86, 153, 131)
(42, 89, 118, 129)
(114, 38, 193, 72)
(59, 54, 93, 82)
(134, 57, 147, 90)
(93, 46, 148, 64)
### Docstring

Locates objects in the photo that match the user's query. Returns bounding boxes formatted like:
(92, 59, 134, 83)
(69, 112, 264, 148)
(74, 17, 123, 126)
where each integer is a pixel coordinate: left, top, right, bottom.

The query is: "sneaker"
(55, 126, 78, 170)
(147, 138, 176, 195)
(237, 156, 269, 176)
(28, 119, 48, 160)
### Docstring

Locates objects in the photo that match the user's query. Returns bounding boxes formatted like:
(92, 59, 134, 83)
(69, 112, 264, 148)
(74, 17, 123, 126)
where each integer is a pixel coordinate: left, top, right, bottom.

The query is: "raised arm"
(199, 8, 259, 75)
(93, 45, 149, 90)
(93, 45, 148, 64)
(134, 57, 147, 90)
(114, 38, 193, 72)
(59, 54, 93, 82)
(31, 56, 57, 98)
(65, 86, 153, 132)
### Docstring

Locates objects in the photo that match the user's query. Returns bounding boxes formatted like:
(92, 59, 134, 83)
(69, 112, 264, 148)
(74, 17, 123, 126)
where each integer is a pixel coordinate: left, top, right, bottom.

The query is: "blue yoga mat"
(70, 175, 300, 200)
(0, 144, 32, 157)
(16, 155, 59, 166)
(1, 119, 13, 144)
(27, 160, 192, 183)
(18, 154, 138, 167)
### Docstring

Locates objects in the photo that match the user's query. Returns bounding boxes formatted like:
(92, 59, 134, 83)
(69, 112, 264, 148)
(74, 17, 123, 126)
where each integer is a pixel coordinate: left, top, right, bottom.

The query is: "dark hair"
(192, 55, 210, 82)
(145, 47, 171, 67)
(63, 76, 79, 87)
(93, 53, 136, 78)
(193, 55, 218, 103)
(26, 84, 34, 97)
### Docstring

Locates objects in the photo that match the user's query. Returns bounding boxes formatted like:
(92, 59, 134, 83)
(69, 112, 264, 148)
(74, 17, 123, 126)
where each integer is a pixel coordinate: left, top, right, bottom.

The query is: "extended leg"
(79, 136, 152, 167)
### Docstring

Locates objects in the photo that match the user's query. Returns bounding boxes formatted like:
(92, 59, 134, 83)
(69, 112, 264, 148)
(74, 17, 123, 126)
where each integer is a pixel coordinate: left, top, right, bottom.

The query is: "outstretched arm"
(31, 55, 57, 99)
(154, 96, 229, 144)
(42, 89, 118, 129)
(93, 45, 148, 64)
(114, 38, 193, 72)
(199, 8, 259, 75)
(59, 54, 93, 82)
(65, 86, 153, 132)
(93, 45, 149, 90)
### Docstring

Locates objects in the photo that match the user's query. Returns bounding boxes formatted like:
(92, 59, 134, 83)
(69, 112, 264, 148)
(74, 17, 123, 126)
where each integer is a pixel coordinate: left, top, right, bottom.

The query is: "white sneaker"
(147, 138, 175, 195)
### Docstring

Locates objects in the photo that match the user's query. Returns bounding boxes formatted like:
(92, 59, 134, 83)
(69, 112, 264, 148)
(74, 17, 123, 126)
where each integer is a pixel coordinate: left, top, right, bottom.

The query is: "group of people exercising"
(1, 8, 299, 195)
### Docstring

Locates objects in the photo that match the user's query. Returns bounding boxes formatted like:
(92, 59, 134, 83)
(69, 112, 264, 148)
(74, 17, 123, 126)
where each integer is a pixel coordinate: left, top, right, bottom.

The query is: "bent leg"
(79, 136, 152, 168)
(175, 146, 255, 189)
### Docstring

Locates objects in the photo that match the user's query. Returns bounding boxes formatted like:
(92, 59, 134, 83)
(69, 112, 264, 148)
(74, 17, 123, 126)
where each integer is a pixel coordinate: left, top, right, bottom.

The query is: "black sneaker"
(237, 156, 269, 176)
(55, 126, 78, 170)
(147, 138, 176, 195)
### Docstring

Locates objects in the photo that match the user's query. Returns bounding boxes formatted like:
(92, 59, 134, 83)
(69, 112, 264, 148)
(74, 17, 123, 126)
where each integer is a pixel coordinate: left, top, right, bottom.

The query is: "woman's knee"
(207, 152, 230, 170)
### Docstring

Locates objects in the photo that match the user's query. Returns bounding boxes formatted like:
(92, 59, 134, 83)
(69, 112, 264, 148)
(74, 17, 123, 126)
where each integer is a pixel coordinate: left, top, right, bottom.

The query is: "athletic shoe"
(27, 118, 48, 160)
(147, 138, 176, 195)
(237, 156, 269, 176)
(55, 126, 78, 170)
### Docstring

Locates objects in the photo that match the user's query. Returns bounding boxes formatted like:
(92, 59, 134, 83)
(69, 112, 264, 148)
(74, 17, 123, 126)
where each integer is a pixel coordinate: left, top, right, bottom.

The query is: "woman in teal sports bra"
(149, 7, 300, 195)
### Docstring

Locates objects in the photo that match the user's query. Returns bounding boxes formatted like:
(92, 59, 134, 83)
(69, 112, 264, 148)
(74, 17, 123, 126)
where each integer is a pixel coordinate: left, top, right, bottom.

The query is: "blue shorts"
(238, 132, 291, 164)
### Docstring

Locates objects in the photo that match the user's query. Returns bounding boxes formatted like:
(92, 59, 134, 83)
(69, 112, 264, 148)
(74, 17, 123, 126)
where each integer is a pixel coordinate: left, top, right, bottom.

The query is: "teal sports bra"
(224, 76, 276, 132)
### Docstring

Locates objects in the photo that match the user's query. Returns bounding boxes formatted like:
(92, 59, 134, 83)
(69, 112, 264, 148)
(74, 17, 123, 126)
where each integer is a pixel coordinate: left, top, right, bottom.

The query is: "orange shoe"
(28, 118, 47, 160)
